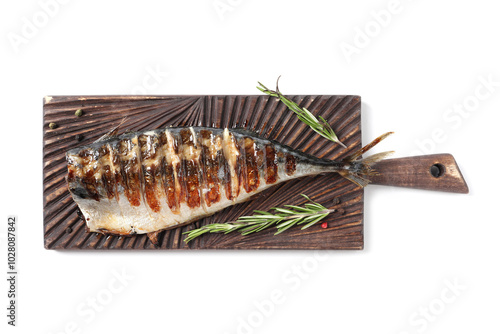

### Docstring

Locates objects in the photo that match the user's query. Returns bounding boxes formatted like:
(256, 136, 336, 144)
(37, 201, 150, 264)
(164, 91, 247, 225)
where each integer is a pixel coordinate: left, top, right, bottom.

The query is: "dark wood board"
(43, 95, 363, 250)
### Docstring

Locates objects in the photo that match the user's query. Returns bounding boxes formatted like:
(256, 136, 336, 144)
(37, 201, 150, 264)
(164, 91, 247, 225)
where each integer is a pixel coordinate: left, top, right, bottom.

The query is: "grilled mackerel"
(66, 127, 392, 236)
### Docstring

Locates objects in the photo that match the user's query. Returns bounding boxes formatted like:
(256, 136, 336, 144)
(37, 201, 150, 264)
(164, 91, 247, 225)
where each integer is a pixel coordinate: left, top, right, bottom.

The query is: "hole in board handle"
(430, 163, 445, 178)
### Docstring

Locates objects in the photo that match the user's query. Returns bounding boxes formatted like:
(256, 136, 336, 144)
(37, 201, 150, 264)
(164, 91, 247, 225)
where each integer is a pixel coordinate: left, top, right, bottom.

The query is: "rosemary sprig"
(257, 77, 346, 148)
(183, 194, 334, 243)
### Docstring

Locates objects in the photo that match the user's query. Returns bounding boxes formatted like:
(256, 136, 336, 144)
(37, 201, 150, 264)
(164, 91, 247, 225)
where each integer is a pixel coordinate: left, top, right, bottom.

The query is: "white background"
(1, 0, 499, 333)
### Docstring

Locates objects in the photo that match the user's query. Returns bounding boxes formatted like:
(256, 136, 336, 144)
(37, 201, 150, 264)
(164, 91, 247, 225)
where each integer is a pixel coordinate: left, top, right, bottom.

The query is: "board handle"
(367, 154, 469, 193)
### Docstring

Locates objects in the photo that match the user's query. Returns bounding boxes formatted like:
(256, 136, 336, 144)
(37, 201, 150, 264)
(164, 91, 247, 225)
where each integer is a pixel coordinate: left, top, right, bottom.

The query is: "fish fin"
(94, 117, 128, 143)
(147, 231, 161, 247)
(338, 171, 371, 188)
(95, 227, 135, 236)
(357, 151, 395, 168)
(339, 132, 394, 187)
(345, 132, 394, 162)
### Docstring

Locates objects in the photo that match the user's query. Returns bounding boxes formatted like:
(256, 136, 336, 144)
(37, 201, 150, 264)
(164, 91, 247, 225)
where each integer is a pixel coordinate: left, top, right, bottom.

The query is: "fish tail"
(338, 132, 394, 187)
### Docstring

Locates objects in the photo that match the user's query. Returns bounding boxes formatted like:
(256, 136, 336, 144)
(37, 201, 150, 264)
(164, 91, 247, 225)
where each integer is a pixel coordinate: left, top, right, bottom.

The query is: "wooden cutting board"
(43, 94, 371, 250)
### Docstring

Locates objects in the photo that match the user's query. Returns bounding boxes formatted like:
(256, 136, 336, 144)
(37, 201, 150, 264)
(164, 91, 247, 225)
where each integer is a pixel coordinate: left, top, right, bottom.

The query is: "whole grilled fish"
(66, 127, 392, 237)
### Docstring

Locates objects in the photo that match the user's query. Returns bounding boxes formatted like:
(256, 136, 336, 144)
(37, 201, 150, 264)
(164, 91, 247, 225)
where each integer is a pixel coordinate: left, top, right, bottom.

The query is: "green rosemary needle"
(183, 194, 335, 243)
(257, 77, 346, 148)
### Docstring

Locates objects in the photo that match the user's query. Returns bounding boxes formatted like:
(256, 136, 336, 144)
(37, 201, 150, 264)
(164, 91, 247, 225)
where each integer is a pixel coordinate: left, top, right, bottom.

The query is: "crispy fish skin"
(66, 127, 391, 236)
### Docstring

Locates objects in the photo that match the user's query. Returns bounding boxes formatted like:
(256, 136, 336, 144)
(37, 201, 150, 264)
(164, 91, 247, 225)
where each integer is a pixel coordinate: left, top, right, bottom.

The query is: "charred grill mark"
(199, 129, 222, 206)
(110, 143, 122, 201)
(106, 142, 127, 226)
(176, 132, 187, 204)
(179, 128, 201, 208)
(240, 137, 260, 193)
(163, 159, 178, 211)
(143, 164, 161, 212)
(138, 133, 158, 160)
(265, 144, 278, 184)
(138, 133, 161, 213)
(169, 131, 182, 212)
(118, 137, 142, 207)
(196, 130, 208, 209)
(180, 128, 195, 147)
(172, 131, 187, 204)
(101, 165, 114, 198)
(78, 148, 101, 201)
(97, 145, 116, 200)
(235, 138, 244, 197)
(158, 131, 179, 213)
(184, 160, 201, 208)
(285, 154, 297, 176)
(222, 153, 233, 200)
